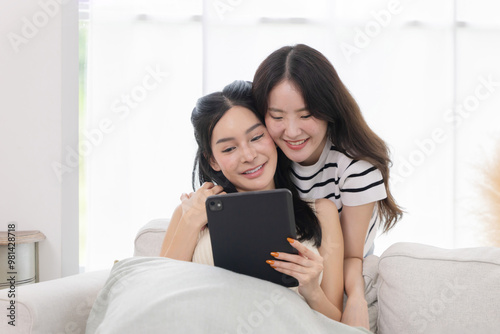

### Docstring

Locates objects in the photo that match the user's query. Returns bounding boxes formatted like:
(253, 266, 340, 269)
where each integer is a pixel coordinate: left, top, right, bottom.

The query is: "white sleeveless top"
(192, 200, 322, 296)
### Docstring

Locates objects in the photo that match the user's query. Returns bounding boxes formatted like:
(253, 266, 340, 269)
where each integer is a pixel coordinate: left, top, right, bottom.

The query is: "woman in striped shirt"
(253, 44, 403, 330)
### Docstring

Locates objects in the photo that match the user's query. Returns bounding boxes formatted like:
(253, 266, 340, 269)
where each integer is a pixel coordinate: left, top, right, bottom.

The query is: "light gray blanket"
(86, 257, 372, 334)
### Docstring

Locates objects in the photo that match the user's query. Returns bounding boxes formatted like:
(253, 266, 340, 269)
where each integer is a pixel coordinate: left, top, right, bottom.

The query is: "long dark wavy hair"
(252, 44, 403, 232)
(191, 80, 322, 246)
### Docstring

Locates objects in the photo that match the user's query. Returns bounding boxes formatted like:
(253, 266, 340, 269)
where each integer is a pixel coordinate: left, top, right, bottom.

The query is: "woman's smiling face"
(265, 80, 328, 166)
(210, 106, 277, 192)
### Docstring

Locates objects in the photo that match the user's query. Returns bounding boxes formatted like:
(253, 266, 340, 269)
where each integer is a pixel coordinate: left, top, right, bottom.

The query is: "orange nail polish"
(287, 237, 295, 244)
(270, 252, 279, 257)
(266, 260, 275, 265)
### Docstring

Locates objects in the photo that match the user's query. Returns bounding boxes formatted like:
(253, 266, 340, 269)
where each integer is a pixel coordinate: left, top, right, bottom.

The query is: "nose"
(240, 144, 257, 163)
(284, 118, 302, 138)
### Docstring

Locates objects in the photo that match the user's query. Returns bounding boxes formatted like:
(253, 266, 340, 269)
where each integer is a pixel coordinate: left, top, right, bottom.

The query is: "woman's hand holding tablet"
(268, 237, 325, 299)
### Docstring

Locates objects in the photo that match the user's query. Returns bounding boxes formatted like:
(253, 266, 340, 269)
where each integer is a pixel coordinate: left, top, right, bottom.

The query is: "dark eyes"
(251, 134, 264, 142)
(269, 114, 312, 120)
(221, 134, 264, 153)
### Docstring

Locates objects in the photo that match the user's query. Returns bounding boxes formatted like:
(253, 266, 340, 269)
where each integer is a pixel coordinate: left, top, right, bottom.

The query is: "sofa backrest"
(376, 242, 500, 334)
(134, 218, 170, 257)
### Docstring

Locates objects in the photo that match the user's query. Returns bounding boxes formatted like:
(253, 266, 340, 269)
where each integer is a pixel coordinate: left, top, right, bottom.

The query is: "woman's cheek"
(214, 155, 230, 174)
(225, 156, 237, 172)
(265, 123, 281, 142)
(262, 138, 278, 163)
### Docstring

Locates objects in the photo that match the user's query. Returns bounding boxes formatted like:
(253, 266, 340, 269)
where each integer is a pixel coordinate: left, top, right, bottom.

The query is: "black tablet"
(206, 189, 299, 287)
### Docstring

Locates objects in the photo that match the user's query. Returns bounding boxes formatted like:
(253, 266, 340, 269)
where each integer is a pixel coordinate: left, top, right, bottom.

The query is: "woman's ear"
(209, 157, 221, 172)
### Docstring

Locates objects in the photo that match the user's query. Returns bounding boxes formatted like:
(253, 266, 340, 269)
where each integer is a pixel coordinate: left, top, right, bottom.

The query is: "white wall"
(0, 0, 78, 280)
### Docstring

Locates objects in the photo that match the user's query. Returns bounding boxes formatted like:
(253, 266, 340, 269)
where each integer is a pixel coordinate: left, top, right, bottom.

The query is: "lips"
(241, 163, 266, 179)
(284, 138, 309, 150)
(243, 165, 262, 174)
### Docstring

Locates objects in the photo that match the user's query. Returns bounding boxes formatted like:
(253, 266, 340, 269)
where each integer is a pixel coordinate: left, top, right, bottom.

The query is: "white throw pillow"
(86, 257, 372, 334)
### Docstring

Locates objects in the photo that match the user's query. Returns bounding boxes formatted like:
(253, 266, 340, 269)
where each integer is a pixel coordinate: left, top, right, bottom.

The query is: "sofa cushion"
(377, 242, 500, 334)
(133, 218, 169, 257)
(363, 254, 379, 334)
(0, 270, 109, 334)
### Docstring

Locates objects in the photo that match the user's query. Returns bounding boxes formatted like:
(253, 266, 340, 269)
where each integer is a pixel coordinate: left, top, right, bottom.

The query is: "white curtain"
(83, 0, 500, 271)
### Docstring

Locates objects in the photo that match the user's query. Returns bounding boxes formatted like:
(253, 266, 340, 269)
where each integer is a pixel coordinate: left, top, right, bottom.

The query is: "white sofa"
(1, 218, 499, 334)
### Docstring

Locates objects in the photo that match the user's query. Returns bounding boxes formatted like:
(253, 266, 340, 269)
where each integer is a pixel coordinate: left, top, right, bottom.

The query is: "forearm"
(161, 183, 222, 260)
(160, 205, 183, 257)
(162, 216, 200, 261)
(305, 288, 342, 322)
(339, 204, 373, 329)
(344, 257, 366, 300)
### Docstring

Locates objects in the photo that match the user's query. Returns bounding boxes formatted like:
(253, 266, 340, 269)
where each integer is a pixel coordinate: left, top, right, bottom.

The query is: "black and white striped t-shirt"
(291, 139, 387, 257)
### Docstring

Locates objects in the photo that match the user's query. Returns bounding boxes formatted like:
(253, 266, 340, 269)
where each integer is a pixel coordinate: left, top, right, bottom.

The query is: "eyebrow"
(268, 107, 308, 113)
(215, 123, 263, 145)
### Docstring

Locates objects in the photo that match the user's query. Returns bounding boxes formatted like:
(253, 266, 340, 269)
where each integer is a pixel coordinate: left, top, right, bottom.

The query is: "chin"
(235, 182, 264, 193)
(287, 152, 309, 164)
(247, 179, 274, 192)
